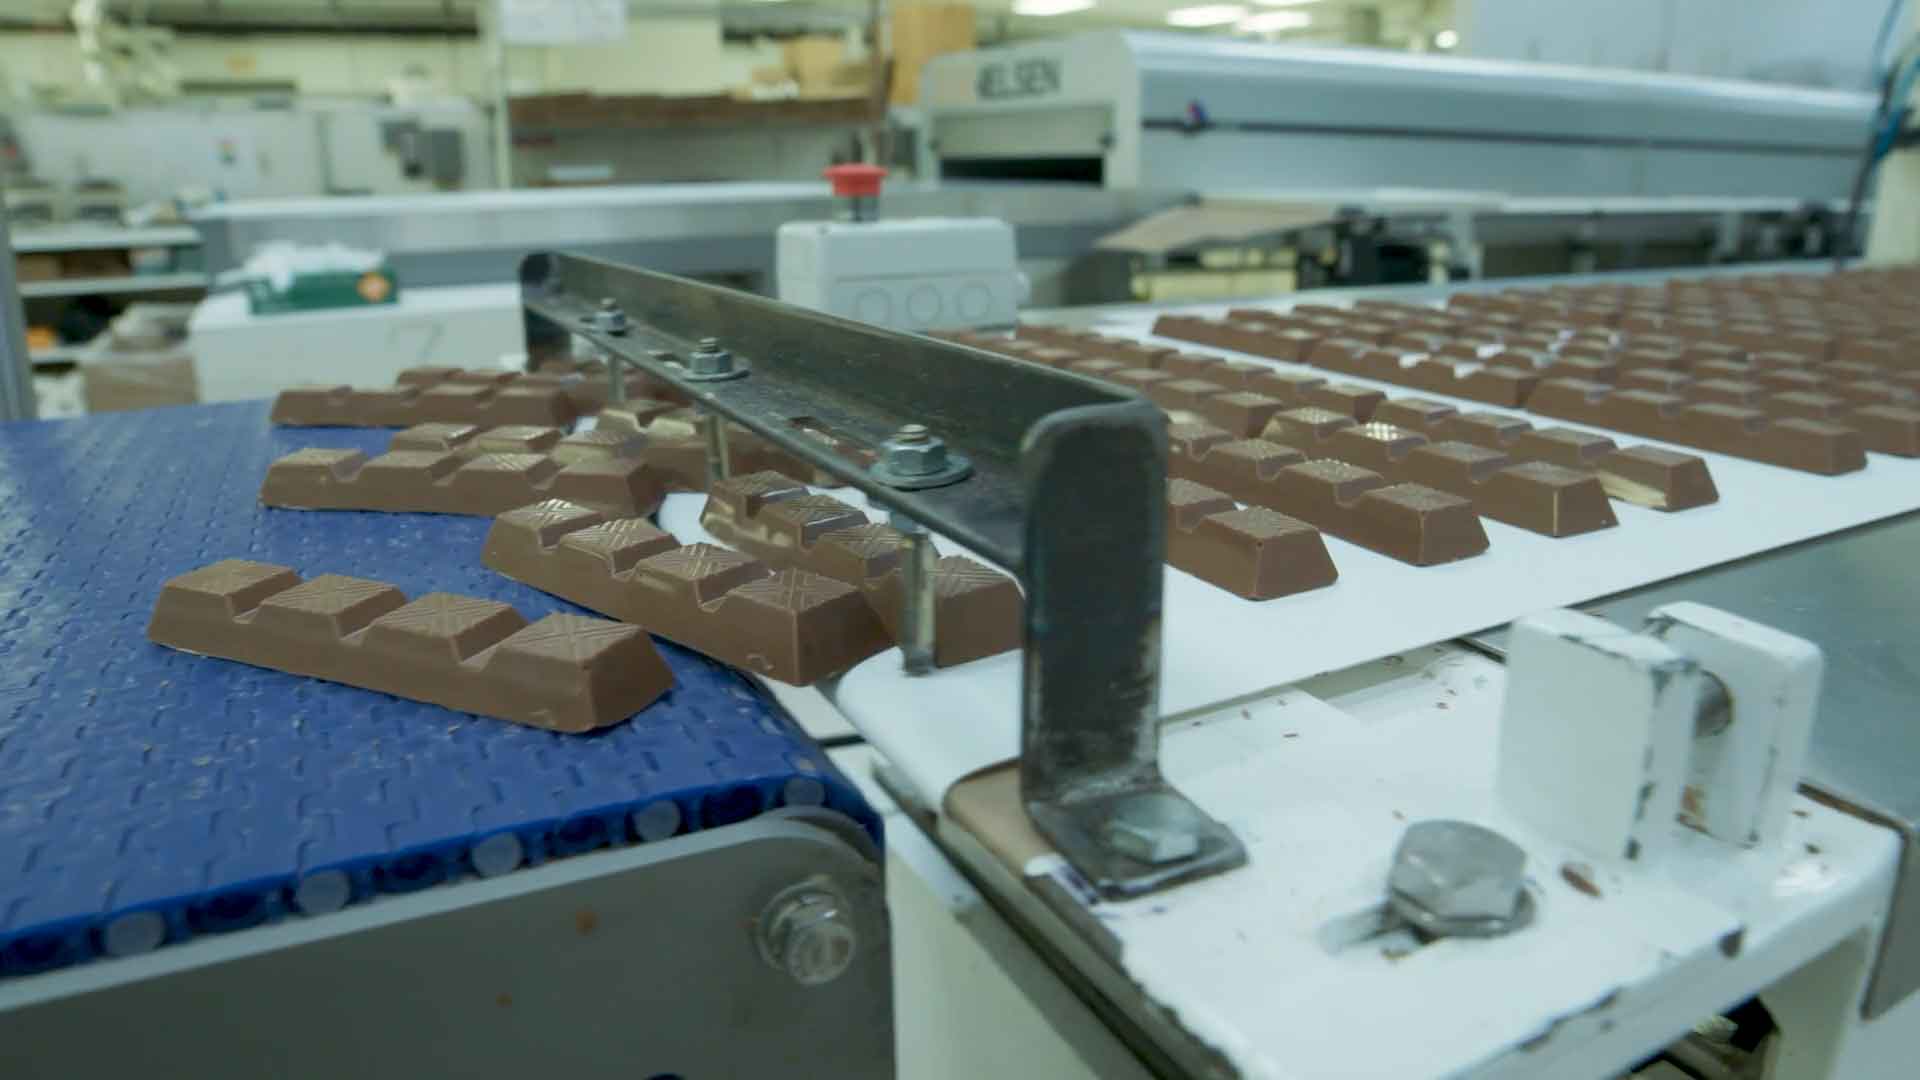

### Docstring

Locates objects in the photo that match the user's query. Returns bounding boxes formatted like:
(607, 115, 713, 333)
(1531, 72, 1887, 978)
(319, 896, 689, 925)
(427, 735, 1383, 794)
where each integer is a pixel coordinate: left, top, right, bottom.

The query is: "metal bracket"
(520, 252, 1246, 899)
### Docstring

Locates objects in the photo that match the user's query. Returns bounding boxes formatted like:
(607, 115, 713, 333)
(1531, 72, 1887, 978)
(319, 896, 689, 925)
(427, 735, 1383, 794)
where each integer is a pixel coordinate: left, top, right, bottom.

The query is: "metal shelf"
(12, 224, 200, 253)
(19, 272, 205, 299)
(28, 343, 86, 367)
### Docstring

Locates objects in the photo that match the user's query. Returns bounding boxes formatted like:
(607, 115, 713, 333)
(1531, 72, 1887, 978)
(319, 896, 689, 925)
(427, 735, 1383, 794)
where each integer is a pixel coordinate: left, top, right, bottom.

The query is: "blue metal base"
(0, 402, 878, 976)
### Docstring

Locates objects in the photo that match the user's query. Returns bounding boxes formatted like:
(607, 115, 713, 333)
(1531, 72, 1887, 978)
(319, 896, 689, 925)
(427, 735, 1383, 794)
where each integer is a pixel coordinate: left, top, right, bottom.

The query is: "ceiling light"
(1238, 10, 1311, 32)
(1166, 4, 1248, 28)
(1012, 0, 1095, 14)
(1251, 0, 1320, 6)
(1435, 28, 1460, 49)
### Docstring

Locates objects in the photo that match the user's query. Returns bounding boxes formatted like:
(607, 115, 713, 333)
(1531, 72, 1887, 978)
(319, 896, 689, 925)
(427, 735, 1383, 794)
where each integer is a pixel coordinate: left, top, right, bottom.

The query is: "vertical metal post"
(890, 513, 937, 675)
(702, 410, 731, 483)
(0, 197, 37, 423)
(606, 351, 628, 405)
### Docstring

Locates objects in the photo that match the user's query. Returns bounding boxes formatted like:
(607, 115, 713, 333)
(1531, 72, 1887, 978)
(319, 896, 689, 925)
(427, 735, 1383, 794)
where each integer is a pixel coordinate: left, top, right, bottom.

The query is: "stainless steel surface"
(0, 199, 37, 423)
(0, 813, 891, 1078)
(893, 513, 938, 677)
(1387, 820, 1534, 939)
(193, 182, 1184, 296)
(524, 251, 1239, 899)
(1464, 509, 1920, 1017)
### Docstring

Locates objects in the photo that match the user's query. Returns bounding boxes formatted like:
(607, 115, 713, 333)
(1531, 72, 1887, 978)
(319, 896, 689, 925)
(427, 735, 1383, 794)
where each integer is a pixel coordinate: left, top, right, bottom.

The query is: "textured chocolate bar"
(595, 407, 843, 490)
(390, 423, 645, 465)
(698, 472, 1021, 667)
(147, 559, 671, 733)
(1527, 378, 1867, 475)
(271, 367, 585, 428)
(1375, 397, 1719, 511)
(1168, 423, 1488, 565)
(1261, 411, 1617, 537)
(1017, 325, 1174, 368)
(260, 447, 666, 517)
(483, 501, 889, 685)
(1165, 479, 1338, 598)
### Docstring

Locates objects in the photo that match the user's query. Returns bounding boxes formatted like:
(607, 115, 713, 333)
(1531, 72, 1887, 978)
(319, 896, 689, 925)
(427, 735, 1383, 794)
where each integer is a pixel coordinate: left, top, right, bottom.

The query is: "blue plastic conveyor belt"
(0, 402, 878, 977)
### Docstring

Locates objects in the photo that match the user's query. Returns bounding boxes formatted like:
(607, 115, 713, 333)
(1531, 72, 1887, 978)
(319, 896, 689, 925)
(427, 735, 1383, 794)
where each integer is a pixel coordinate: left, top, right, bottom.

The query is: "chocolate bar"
(260, 447, 666, 517)
(1168, 423, 1488, 565)
(271, 368, 594, 428)
(1260, 410, 1617, 537)
(1372, 397, 1718, 512)
(1527, 378, 1866, 475)
(390, 423, 645, 465)
(483, 501, 890, 685)
(698, 472, 1021, 667)
(1166, 479, 1338, 599)
(148, 559, 671, 733)
(595, 407, 845, 491)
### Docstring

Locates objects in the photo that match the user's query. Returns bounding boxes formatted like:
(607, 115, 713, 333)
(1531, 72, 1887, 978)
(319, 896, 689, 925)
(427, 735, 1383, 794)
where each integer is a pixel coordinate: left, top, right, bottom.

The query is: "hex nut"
(1387, 819, 1528, 934)
(1101, 792, 1203, 865)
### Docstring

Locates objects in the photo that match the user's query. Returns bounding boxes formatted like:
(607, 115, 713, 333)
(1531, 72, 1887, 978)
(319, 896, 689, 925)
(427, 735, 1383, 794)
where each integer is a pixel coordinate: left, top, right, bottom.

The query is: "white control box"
(775, 217, 1026, 332)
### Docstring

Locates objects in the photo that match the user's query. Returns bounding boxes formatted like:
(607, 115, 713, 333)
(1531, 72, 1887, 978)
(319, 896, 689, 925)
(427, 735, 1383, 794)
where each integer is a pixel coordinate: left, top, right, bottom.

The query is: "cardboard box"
(78, 342, 199, 413)
(60, 249, 131, 279)
(785, 36, 848, 87)
(890, 3, 974, 105)
(15, 254, 59, 282)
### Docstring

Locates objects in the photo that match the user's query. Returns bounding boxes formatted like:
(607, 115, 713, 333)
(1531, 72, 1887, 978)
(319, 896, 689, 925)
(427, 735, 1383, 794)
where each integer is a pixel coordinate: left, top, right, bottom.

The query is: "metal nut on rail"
(871, 423, 971, 489)
(590, 296, 629, 335)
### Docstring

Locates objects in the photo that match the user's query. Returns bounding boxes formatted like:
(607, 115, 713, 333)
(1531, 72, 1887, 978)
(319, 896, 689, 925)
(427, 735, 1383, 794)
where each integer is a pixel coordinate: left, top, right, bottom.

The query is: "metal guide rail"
(521, 251, 1242, 897)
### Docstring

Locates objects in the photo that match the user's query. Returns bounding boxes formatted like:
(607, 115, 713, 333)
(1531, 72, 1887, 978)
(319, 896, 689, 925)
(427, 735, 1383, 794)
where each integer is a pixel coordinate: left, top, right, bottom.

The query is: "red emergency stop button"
(824, 163, 888, 198)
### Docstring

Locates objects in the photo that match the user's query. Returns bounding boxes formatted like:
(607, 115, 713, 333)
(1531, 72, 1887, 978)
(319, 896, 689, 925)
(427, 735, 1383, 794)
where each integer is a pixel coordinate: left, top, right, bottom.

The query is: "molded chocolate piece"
(1262, 414, 1618, 537)
(698, 472, 1021, 667)
(271, 367, 589, 428)
(1164, 479, 1338, 599)
(1528, 378, 1866, 475)
(261, 447, 666, 517)
(390, 423, 645, 465)
(147, 559, 670, 733)
(1169, 426, 1488, 565)
(483, 501, 889, 685)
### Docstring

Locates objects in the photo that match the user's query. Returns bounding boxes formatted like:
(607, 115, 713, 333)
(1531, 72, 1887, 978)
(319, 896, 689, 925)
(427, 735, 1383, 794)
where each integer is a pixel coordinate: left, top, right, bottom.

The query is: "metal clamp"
(521, 252, 1246, 899)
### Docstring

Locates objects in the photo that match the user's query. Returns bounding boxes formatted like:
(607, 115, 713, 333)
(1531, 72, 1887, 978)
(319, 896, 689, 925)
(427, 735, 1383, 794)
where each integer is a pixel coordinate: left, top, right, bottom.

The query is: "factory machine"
(922, 33, 1877, 283)
(7, 231, 1918, 1078)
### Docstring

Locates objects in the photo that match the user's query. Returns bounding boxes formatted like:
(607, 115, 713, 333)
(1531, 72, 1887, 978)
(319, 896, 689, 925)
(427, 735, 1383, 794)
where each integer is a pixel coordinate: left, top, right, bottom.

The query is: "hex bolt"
(757, 879, 859, 987)
(687, 337, 735, 378)
(1100, 791, 1203, 865)
(1387, 819, 1532, 938)
(590, 296, 629, 335)
(881, 423, 949, 478)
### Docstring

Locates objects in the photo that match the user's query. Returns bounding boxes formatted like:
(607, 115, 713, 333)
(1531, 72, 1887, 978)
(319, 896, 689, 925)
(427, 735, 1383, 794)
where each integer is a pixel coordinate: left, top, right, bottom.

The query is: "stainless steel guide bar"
(519, 251, 1246, 898)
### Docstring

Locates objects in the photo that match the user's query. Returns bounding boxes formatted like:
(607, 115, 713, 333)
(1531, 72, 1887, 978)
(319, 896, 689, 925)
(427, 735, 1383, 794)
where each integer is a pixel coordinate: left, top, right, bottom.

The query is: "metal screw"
(1101, 791, 1203, 865)
(757, 879, 858, 987)
(590, 296, 629, 335)
(881, 423, 949, 478)
(1387, 819, 1532, 938)
(687, 337, 735, 377)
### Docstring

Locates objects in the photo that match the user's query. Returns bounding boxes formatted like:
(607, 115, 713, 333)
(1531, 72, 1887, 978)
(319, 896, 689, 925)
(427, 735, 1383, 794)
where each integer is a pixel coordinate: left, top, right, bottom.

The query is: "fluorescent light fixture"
(1435, 28, 1460, 49)
(1237, 10, 1311, 31)
(1165, 4, 1248, 28)
(1012, 0, 1094, 15)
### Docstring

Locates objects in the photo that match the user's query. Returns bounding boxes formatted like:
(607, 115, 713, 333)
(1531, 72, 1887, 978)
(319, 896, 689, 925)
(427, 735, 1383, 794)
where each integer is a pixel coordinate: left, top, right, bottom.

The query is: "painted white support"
(1643, 601, 1824, 855)
(1496, 608, 1702, 863)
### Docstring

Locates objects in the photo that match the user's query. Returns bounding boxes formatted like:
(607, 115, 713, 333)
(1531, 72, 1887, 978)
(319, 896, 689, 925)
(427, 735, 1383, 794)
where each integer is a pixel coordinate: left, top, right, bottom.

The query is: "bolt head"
(1101, 792, 1202, 865)
(759, 884, 858, 987)
(881, 430, 949, 477)
(1388, 820, 1526, 925)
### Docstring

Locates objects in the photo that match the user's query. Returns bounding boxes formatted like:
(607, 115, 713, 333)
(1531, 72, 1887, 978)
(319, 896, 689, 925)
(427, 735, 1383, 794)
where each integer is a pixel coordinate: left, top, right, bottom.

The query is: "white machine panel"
(776, 218, 1025, 332)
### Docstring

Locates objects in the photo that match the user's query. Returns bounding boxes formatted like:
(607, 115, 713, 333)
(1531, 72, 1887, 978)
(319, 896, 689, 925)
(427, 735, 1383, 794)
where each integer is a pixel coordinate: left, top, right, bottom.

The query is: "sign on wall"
(498, 0, 628, 46)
